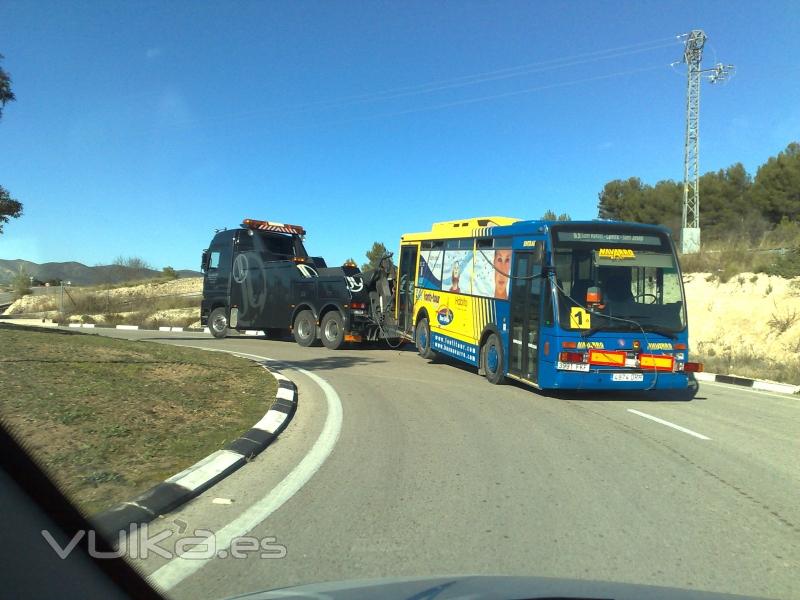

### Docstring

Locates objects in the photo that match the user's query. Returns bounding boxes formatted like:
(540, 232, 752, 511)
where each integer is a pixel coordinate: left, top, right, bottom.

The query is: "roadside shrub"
(761, 245, 800, 279)
(768, 308, 798, 334)
(11, 267, 32, 299)
(102, 313, 124, 326)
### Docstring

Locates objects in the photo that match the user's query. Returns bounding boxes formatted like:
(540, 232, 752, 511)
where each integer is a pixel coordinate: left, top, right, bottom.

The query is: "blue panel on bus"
(431, 332, 479, 366)
(494, 300, 511, 371)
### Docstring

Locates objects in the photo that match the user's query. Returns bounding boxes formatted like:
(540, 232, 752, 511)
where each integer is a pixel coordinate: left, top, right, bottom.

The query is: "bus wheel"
(209, 307, 228, 339)
(320, 311, 345, 350)
(415, 317, 437, 360)
(293, 310, 317, 347)
(482, 333, 505, 385)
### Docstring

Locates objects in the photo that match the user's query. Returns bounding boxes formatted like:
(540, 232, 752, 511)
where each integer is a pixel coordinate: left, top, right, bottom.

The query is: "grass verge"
(0, 324, 276, 516)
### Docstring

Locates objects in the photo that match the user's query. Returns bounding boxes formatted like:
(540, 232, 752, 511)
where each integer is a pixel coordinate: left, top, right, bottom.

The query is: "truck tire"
(482, 333, 505, 385)
(415, 317, 437, 360)
(293, 310, 316, 347)
(320, 311, 345, 350)
(209, 307, 228, 339)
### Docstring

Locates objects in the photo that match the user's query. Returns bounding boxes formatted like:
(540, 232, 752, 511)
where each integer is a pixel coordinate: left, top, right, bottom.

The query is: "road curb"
(0, 319, 268, 336)
(694, 371, 799, 395)
(91, 363, 298, 541)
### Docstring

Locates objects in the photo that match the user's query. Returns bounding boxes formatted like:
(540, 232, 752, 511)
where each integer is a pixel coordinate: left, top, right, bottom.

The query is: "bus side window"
(208, 251, 221, 270)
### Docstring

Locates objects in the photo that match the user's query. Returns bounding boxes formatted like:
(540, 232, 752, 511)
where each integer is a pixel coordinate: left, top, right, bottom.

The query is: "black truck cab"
(200, 219, 377, 349)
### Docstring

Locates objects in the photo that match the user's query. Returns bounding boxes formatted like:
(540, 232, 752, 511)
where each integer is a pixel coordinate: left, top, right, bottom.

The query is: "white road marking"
(148, 348, 343, 592)
(627, 409, 711, 440)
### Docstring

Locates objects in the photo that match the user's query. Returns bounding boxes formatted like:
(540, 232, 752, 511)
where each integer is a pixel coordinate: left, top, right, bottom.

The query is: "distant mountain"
(0, 259, 201, 286)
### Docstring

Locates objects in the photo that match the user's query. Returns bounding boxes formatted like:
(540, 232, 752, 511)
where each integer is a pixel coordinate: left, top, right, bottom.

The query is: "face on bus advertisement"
(493, 249, 511, 299)
(472, 248, 511, 299)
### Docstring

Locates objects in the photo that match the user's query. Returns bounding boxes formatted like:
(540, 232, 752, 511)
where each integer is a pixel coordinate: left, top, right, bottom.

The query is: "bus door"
(509, 243, 544, 383)
(397, 244, 419, 336)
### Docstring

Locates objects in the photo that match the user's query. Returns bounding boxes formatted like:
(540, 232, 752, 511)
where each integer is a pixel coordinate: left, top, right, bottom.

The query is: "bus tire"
(209, 307, 228, 339)
(415, 317, 437, 360)
(320, 311, 345, 350)
(293, 310, 317, 347)
(482, 333, 505, 385)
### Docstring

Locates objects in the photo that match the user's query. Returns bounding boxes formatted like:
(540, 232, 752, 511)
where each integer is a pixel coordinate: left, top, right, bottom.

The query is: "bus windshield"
(552, 228, 686, 334)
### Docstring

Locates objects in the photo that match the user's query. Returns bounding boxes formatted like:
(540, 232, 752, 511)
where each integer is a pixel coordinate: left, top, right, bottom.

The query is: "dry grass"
(0, 324, 276, 516)
(696, 349, 800, 386)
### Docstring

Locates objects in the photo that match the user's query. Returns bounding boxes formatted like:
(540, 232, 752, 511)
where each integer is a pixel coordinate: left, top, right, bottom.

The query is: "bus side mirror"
(201, 250, 209, 272)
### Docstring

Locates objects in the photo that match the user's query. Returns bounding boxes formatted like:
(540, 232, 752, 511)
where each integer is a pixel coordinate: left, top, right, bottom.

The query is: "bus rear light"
(544, 341, 550, 356)
(561, 341, 578, 349)
(588, 349, 626, 367)
(674, 343, 687, 350)
(639, 353, 675, 371)
(559, 351, 585, 363)
(683, 362, 704, 372)
(350, 302, 366, 310)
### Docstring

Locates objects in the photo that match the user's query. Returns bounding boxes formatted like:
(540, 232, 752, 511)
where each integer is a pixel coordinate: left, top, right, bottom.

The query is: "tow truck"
(200, 218, 398, 349)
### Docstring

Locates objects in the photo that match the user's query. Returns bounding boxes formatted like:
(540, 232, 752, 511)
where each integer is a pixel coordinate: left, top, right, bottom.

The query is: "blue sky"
(1, 0, 798, 270)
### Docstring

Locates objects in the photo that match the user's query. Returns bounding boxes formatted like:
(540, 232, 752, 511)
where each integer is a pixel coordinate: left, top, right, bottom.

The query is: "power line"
(337, 64, 666, 123)
(284, 38, 680, 113)
(138, 36, 681, 134)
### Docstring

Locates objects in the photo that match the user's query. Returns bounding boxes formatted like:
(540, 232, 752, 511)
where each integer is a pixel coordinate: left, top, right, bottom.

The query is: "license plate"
(612, 373, 644, 382)
(557, 361, 590, 372)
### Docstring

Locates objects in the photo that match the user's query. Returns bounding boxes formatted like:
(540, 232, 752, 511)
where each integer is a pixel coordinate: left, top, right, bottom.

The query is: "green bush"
(761, 246, 800, 278)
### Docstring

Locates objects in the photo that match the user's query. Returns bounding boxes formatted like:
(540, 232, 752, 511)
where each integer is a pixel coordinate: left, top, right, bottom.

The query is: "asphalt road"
(94, 329, 798, 600)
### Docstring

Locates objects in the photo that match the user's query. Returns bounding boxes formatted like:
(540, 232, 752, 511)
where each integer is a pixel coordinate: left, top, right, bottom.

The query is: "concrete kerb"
(694, 371, 799, 395)
(91, 361, 297, 541)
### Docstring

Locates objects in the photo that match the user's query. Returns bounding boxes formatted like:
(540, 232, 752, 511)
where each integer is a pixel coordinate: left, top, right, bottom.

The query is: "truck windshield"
(239, 231, 308, 261)
(552, 228, 686, 333)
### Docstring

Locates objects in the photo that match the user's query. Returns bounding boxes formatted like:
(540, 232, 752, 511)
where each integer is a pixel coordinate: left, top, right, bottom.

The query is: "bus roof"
(400, 217, 672, 242)
(401, 216, 520, 241)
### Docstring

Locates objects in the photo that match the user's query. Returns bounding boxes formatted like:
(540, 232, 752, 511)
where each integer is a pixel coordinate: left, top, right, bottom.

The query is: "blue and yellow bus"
(394, 217, 702, 390)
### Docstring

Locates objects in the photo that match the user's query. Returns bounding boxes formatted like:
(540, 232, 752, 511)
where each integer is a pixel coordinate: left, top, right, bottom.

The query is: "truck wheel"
(320, 311, 345, 350)
(482, 333, 505, 385)
(415, 317, 437, 360)
(209, 307, 228, 339)
(293, 310, 317, 347)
